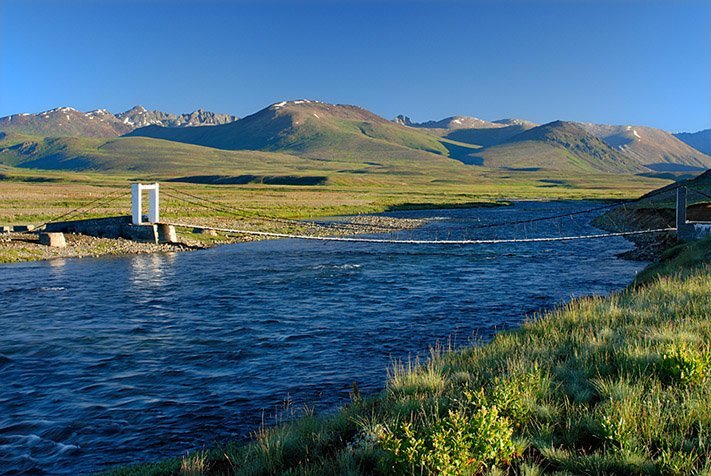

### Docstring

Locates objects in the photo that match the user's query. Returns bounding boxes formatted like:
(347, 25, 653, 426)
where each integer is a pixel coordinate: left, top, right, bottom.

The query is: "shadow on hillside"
(449, 153, 485, 166)
(439, 141, 480, 161)
(0, 173, 60, 183)
(646, 163, 707, 172)
(167, 175, 328, 186)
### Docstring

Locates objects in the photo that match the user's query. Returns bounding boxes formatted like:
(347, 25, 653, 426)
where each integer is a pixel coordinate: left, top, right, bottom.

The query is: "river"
(0, 201, 647, 474)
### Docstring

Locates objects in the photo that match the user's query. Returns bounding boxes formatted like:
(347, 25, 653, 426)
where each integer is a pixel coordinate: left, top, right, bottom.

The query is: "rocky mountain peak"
(394, 115, 413, 126)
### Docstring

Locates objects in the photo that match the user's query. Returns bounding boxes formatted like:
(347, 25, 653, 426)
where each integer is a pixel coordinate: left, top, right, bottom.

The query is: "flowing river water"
(0, 202, 648, 474)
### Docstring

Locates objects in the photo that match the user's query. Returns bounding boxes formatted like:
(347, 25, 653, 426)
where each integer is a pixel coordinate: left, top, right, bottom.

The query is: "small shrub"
(488, 373, 542, 428)
(379, 392, 516, 475)
(657, 345, 709, 386)
(598, 413, 633, 451)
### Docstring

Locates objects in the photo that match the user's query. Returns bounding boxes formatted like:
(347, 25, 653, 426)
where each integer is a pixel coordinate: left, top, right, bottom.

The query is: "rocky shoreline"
(0, 215, 429, 264)
(592, 205, 679, 261)
(0, 232, 199, 264)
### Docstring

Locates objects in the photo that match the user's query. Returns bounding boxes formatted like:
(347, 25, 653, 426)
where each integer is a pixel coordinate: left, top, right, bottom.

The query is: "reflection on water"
(0, 202, 648, 474)
(129, 252, 176, 288)
(48, 258, 67, 269)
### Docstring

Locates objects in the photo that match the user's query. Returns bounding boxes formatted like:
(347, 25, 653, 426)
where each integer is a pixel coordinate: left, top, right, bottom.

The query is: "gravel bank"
(0, 215, 427, 264)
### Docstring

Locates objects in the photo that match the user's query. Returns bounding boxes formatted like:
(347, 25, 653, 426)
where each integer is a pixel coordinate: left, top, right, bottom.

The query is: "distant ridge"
(466, 120, 646, 173)
(393, 114, 537, 147)
(395, 115, 506, 130)
(0, 107, 131, 138)
(116, 106, 237, 129)
(674, 129, 711, 156)
(577, 123, 711, 171)
(0, 106, 237, 138)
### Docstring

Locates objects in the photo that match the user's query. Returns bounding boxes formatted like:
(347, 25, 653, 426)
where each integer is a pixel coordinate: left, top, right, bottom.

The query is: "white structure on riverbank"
(132, 183, 160, 225)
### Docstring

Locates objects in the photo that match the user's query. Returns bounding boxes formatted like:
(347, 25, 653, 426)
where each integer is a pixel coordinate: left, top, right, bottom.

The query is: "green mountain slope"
(0, 131, 473, 185)
(465, 121, 647, 173)
(126, 100, 450, 161)
(4, 100, 695, 178)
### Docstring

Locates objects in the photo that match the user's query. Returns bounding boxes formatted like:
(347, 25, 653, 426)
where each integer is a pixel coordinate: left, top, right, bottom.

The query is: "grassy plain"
(106, 238, 710, 476)
(0, 164, 669, 225)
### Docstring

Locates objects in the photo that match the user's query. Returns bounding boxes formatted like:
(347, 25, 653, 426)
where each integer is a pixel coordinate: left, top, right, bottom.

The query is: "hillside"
(593, 169, 711, 259)
(578, 123, 711, 171)
(0, 131, 327, 175)
(395, 113, 711, 172)
(0, 130, 472, 185)
(597, 168, 711, 226)
(126, 100, 452, 161)
(0, 106, 237, 138)
(466, 121, 646, 173)
(674, 129, 711, 156)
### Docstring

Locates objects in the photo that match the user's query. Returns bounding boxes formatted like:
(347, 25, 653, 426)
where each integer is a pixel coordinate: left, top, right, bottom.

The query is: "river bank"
(107, 237, 711, 476)
(0, 214, 428, 264)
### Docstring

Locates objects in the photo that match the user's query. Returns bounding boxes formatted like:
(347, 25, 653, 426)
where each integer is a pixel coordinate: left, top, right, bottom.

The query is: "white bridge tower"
(131, 183, 160, 225)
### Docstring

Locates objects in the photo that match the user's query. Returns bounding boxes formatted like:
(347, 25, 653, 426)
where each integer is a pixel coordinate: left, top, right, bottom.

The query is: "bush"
(379, 392, 516, 475)
(657, 345, 709, 386)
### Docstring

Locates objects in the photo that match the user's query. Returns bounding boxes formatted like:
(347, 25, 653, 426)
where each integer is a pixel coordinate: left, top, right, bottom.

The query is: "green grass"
(468, 140, 642, 174)
(635, 238, 711, 285)
(0, 153, 671, 227)
(105, 239, 711, 475)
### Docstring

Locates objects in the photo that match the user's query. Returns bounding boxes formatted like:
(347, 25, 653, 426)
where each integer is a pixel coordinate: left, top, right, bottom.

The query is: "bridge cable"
(162, 184, 688, 243)
(166, 180, 692, 234)
(25, 190, 130, 233)
(167, 222, 676, 245)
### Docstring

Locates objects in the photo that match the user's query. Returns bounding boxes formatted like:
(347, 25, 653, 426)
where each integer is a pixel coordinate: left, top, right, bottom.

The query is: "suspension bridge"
(11, 181, 711, 247)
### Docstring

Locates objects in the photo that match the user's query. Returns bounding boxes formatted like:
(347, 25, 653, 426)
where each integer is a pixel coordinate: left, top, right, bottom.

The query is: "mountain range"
(393, 113, 710, 172)
(0, 100, 709, 177)
(0, 106, 237, 138)
(673, 129, 711, 156)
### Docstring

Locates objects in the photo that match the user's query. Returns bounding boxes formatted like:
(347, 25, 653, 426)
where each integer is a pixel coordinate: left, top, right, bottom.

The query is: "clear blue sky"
(1, 0, 709, 132)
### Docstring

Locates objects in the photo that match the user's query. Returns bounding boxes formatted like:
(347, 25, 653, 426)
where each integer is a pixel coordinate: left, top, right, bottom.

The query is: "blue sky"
(1, 0, 709, 132)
